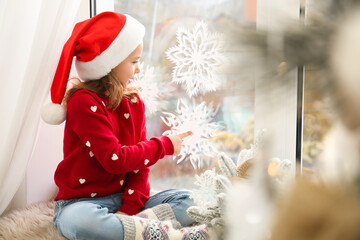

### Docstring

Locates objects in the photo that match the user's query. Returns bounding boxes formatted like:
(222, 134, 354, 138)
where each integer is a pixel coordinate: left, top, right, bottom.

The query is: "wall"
(26, 0, 90, 204)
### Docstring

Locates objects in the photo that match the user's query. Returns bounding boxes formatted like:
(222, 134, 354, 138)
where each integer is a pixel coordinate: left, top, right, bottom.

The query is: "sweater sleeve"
(118, 168, 150, 215)
(67, 91, 174, 175)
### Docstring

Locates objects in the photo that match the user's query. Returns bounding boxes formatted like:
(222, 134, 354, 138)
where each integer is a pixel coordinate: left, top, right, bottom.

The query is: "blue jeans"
(53, 189, 195, 240)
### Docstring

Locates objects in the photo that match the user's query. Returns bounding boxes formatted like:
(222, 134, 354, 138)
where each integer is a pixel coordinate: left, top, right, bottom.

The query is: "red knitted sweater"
(54, 89, 174, 215)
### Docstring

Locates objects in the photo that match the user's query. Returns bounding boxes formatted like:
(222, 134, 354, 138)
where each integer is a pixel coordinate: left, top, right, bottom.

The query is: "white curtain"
(0, 0, 81, 215)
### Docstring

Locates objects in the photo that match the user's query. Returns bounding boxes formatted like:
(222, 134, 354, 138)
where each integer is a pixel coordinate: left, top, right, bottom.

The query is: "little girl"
(41, 11, 214, 240)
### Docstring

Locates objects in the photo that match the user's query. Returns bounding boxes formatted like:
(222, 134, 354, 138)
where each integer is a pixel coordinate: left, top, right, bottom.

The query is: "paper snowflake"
(191, 169, 219, 207)
(129, 62, 174, 115)
(166, 21, 225, 97)
(188, 170, 231, 235)
(161, 99, 224, 169)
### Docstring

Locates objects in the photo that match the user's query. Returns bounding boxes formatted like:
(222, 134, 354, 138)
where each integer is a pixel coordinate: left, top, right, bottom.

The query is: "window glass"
(114, 0, 257, 190)
(302, 66, 334, 176)
(302, 2, 335, 176)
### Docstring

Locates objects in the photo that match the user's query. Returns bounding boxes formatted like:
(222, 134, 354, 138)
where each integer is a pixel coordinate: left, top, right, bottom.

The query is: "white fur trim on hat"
(75, 14, 145, 81)
(41, 102, 67, 125)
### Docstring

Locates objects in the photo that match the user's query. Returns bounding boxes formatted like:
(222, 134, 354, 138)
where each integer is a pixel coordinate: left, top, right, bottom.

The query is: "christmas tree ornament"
(237, 129, 266, 166)
(217, 152, 238, 177)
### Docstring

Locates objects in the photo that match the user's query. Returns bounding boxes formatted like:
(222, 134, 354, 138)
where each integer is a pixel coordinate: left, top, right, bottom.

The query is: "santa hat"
(41, 11, 145, 125)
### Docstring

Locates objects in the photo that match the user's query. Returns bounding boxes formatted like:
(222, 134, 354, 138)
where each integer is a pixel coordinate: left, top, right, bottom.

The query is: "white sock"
(117, 215, 216, 240)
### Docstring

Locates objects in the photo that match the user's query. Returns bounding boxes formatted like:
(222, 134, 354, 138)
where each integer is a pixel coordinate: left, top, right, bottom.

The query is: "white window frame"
(256, 0, 302, 176)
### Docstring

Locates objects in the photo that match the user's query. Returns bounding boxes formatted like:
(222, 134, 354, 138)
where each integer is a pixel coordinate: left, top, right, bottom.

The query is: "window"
(95, 0, 304, 190)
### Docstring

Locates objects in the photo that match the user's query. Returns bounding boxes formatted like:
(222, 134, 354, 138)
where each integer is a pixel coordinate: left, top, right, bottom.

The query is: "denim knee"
(173, 189, 195, 207)
(54, 201, 124, 240)
(166, 189, 196, 226)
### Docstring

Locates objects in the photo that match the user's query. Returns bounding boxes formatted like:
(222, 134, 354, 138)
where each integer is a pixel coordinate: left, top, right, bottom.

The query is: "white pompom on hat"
(41, 12, 145, 125)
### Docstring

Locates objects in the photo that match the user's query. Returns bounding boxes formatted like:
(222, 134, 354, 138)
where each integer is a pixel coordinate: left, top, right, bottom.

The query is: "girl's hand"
(167, 131, 192, 155)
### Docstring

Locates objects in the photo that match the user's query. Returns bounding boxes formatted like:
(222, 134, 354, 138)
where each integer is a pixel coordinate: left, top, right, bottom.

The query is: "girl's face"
(111, 43, 143, 87)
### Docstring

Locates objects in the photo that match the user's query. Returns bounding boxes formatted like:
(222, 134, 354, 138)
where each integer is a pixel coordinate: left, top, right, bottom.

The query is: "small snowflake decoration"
(161, 99, 224, 169)
(129, 62, 173, 114)
(191, 169, 218, 207)
(166, 21, 225, 97)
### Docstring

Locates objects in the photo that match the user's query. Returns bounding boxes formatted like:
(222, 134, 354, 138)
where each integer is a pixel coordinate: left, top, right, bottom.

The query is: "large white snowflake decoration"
(161, 99, 225, 169)
(166, 21, 225, 97)
(129, 62, 174, 115)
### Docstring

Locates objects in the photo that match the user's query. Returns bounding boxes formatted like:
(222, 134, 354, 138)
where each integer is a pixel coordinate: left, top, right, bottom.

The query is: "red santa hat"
(41, 11, 145, 125)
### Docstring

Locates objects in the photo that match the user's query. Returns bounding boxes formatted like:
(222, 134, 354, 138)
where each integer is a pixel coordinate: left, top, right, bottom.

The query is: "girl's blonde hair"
(63, 72, 139, 111)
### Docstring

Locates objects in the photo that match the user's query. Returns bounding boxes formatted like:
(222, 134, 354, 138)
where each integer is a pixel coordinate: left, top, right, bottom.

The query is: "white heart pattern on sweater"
(79, 178, 86, 184)
(90, 106, 97, 112)
(133, 170, 139, 174)
(128, 189, 134, 195)
(124, 113, 130, 119)
(89, 151, 94, 157)
(91, 193, 97, 197)
(144, 159, 149, 165)
(111, 153, 118, 160)
(120, 180, 124, 186)
(85, 141, 91, 147)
